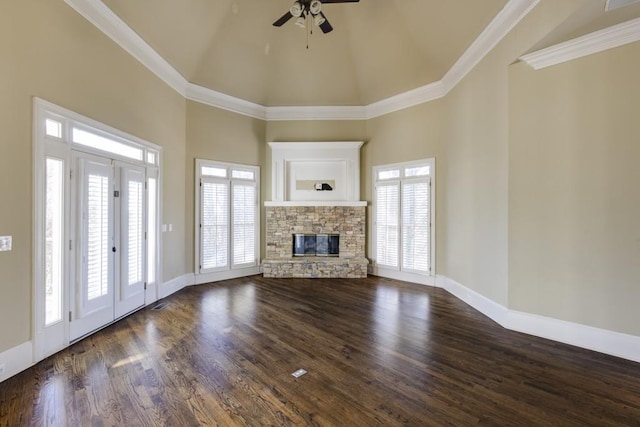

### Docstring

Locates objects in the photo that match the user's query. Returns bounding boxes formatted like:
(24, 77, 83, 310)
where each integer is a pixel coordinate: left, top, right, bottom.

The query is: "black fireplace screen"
(293, 234, 339, 257)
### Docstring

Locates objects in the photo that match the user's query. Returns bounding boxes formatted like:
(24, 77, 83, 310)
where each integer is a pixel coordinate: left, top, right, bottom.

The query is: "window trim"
(194, 159, 261, 281)
(372, 158, 436, 284)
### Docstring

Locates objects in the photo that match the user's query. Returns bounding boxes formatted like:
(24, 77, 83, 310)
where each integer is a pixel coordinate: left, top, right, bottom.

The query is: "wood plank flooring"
(1, 275, 640, 426)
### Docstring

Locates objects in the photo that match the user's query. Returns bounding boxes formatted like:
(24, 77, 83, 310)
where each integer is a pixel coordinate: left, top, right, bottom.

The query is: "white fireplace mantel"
(269, 141, 364, 203)
(264, 201, 367, 207)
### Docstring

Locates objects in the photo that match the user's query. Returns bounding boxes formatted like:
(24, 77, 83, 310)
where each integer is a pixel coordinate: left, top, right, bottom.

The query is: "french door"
(69, 152, 146, 341)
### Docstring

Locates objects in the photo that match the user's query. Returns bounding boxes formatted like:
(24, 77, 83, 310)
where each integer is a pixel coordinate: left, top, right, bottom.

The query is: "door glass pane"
(201, 181, 228, 269)
(147, 177, 157, 284)
(127, 179, 144, 286)
(233, 183, 256, 266)
(45, 158, 64, 325)
(402, 181, 430, 272)
(86, 173, 110, 300)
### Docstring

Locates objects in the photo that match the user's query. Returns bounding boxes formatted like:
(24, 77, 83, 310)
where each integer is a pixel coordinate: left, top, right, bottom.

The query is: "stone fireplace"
(262, 204, 368, 278)
(263, 141, 368, 278)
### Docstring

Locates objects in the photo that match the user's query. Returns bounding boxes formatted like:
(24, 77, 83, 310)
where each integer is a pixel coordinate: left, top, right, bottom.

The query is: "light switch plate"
(0, 236, 11, 251)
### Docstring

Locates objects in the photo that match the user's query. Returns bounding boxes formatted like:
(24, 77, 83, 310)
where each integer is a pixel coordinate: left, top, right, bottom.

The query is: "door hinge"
(70, 169, 73, 180)
(114, 190, 120, 198)
(144, 282, 147, 290)
(69, 311, 72, 321)
(69, 240, 72, 250)
(144, 231, 147, 240)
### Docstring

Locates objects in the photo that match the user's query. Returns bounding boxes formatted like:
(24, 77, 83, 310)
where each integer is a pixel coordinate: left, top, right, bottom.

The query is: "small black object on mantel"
(315, 182, 333, 191)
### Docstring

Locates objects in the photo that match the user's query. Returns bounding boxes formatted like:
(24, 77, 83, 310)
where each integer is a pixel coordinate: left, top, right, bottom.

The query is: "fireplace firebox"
(293, 234, 339, 257)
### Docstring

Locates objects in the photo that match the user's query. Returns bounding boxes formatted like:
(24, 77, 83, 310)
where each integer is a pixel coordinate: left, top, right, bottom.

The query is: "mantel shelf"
(264, 201, 367, 207)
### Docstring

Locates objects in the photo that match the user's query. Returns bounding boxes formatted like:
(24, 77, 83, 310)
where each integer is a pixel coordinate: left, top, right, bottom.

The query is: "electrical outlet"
(0, 236, 11, 251)
(291, 368, 307, 378)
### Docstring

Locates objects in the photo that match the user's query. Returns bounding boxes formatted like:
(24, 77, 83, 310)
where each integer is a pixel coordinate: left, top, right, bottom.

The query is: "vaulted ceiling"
(99, 0, 640, 107)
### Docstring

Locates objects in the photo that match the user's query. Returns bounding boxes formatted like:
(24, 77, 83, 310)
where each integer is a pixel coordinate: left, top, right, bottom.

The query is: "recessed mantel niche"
(263, 142, 368, 278)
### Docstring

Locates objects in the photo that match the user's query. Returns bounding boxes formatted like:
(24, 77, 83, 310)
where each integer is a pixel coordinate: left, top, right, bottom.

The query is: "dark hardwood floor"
(1, 275, 639, 426)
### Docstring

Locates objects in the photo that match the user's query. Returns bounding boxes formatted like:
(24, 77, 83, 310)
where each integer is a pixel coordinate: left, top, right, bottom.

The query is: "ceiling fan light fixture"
(290, 1, 303, 17)
(313, 13, 326, 27)
(295, 16, 306, 28)
(309, 0, 322, 15)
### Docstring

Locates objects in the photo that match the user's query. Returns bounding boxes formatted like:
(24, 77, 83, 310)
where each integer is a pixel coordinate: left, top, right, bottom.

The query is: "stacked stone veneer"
(263, 206, 368, 278)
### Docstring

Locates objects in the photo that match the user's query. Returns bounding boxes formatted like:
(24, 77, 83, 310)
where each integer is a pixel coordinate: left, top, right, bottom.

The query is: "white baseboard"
(434, 275, 640, 364)
(436, 275, 508, 327)
(507, 310, 640, 363)
(195, 266, 261, 285)
(368, 266, 436, 286)
(158, 273, 196, 300)
(0, 341, 34, 383)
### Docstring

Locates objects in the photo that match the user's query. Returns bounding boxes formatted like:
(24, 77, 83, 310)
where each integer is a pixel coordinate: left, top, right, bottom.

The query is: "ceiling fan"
(273, 0, 360, 34)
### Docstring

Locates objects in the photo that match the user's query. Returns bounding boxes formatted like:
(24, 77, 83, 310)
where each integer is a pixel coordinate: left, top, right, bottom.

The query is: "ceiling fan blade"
(318, 12, 333, 33)
(273, 11, 293, 27)
(320, 0, 359, 3)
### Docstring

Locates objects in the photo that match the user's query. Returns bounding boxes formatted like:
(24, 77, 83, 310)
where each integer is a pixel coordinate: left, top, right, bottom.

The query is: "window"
(45, 119, 62, 139)
(147, 174, 158, 285)
(373, 159, 434, 276)
(72, 127, 144, 161)
(45, 157, 64, 325)
(196, 160, 260, 274)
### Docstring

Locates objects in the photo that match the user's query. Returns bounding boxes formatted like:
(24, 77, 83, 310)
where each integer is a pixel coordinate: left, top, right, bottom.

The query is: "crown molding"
(442, 0, 540, 90)
(65, 0, 540, 121)
(520, 17, 640, 70)
(63, 0, 188, 96)
(606, 0, 640, 11)
(186, 84, 267, 120)
(365, 81, 447, 119)
(266, 106, 367, 121)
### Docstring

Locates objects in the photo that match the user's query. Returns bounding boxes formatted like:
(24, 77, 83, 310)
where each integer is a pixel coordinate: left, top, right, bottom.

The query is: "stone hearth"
(263, 205, 368, 278)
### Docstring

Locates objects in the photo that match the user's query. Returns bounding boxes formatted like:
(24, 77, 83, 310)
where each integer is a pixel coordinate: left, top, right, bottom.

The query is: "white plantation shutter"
(402, 179, 430, 273)
(232, 182, 256, 266)
(375, 182, 400, 268)
(86, 172, 110, 300)
(201, 179, 229, 271)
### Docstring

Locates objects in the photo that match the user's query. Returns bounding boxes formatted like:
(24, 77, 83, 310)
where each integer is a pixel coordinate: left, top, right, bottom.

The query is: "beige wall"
(0, 1, 187, 353)
(508, 42, 640, 335)
(435, 0, 585, 306)
(185, 101, 266, 268)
